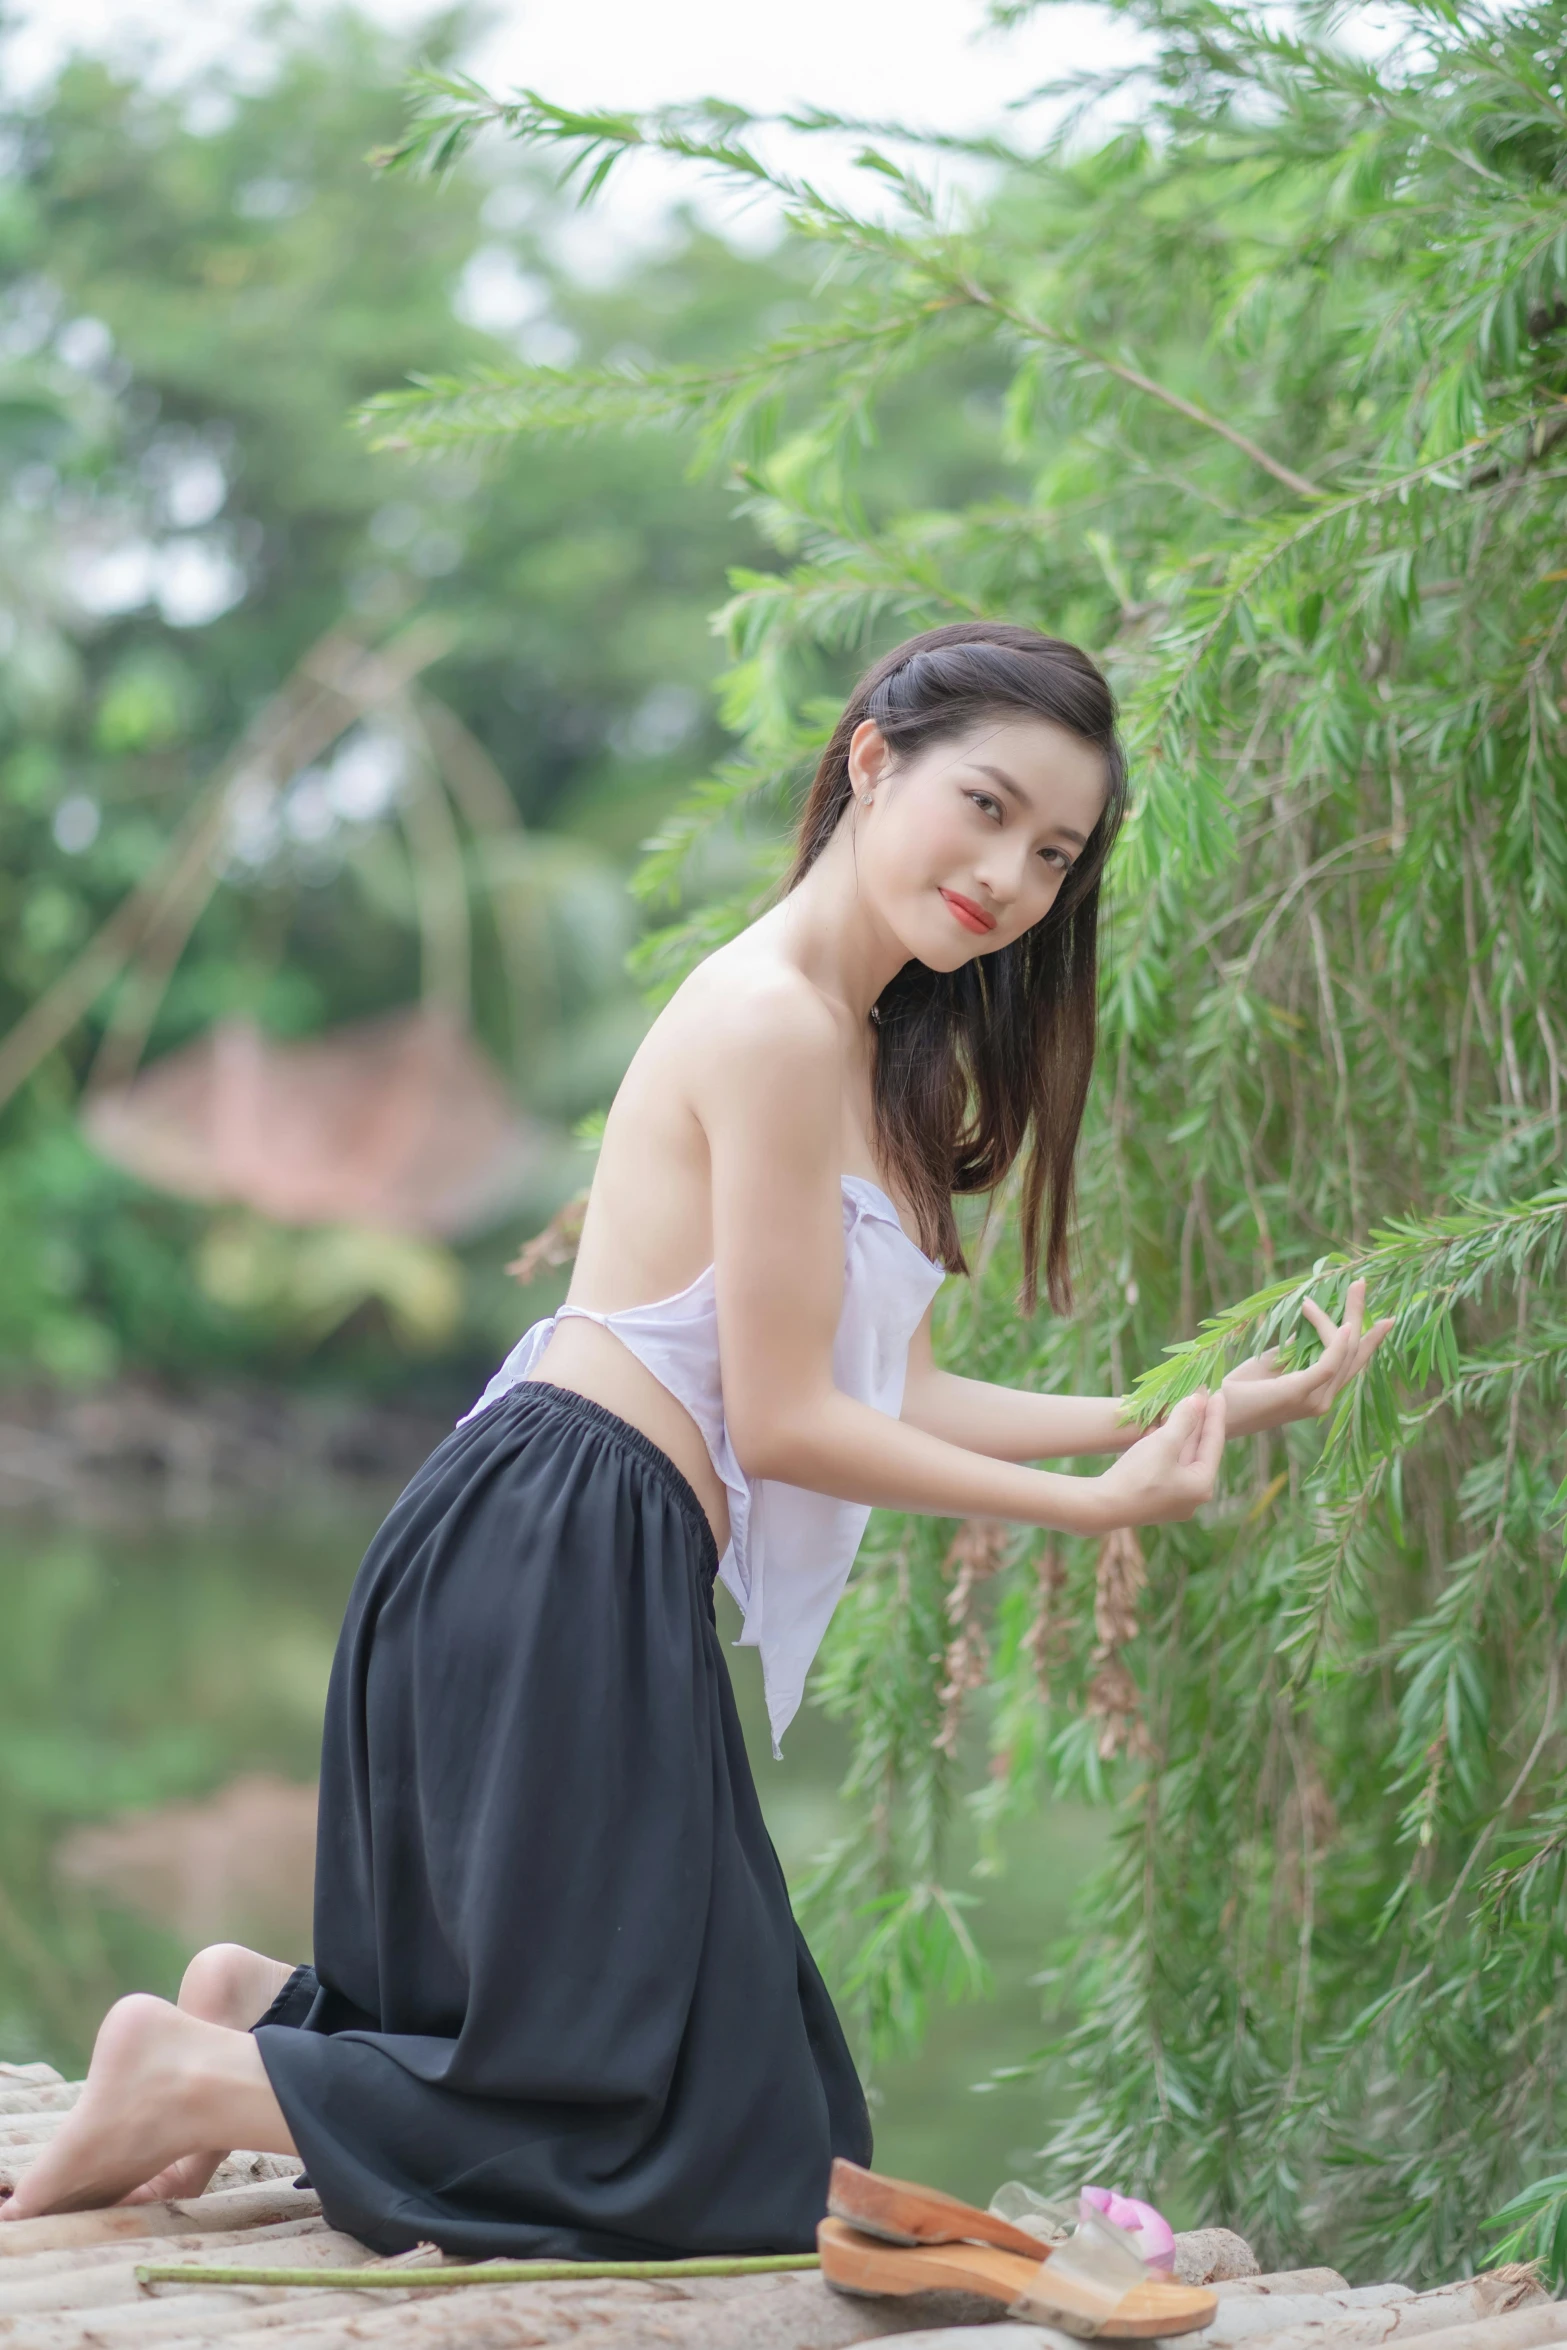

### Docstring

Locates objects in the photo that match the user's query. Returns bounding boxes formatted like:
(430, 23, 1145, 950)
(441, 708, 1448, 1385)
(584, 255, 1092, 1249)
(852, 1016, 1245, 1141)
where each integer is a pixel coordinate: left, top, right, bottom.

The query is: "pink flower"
(1080, 2185, 1177, 2273)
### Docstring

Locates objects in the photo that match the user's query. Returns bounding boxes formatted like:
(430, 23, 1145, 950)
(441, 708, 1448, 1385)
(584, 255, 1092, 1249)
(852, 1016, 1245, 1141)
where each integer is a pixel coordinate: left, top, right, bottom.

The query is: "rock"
(1176, 2227, 1263, 2284)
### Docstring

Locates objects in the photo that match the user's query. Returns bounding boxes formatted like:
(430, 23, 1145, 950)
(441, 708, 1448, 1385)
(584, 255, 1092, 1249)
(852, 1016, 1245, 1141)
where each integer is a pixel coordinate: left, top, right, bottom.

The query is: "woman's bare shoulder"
(652, 935, 844, 1085)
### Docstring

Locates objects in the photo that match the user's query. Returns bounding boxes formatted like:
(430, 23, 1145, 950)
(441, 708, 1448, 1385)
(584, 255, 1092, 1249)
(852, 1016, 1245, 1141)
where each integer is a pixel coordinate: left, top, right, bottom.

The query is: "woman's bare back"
(523, 910, 879, 1551)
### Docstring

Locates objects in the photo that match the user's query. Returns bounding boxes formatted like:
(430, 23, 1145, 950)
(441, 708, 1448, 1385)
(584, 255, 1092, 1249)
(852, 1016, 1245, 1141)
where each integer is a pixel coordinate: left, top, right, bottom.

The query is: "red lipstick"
(940, 888, 997, 935)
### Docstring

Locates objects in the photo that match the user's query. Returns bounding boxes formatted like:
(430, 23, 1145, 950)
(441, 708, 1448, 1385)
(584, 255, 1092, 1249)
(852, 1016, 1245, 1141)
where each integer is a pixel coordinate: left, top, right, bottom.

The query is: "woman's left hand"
(1220, 1277, 1393, 1439)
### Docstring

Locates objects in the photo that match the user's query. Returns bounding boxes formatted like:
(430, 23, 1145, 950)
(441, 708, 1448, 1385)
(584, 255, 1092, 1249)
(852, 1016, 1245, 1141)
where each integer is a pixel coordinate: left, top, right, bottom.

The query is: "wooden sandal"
(817, 2211, 1220, 2337)
(827, 2156, 1063, 2256)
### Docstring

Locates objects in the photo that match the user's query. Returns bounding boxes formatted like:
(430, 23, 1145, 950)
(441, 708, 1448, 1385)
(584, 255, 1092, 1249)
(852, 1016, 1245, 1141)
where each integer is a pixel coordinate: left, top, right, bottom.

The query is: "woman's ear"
(846, 719, 890, 803)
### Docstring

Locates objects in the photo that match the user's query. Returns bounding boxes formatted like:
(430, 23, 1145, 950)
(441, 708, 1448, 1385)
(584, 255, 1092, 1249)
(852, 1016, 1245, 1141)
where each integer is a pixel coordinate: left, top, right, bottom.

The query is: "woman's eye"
(1041, 847, 1072, 872)
(967, 791, 1003, 822)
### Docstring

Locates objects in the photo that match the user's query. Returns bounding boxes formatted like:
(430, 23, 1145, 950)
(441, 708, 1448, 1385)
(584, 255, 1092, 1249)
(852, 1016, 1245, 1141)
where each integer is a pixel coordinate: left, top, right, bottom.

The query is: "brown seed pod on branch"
(507, 1191, 588, 1284)
(933, 1518, 1009, 1758)
(1085, 1526, 1154, 1759)
(1022, 1540, 1071, 1697)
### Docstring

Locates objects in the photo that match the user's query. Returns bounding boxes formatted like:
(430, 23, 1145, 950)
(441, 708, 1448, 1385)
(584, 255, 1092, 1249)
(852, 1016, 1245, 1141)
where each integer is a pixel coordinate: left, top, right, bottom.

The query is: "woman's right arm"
(698, 978, 1222, 1535)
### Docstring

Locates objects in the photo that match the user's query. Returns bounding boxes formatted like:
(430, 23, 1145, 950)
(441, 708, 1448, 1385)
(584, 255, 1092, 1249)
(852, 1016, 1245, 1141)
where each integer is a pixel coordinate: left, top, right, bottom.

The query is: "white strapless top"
(461, 1174, 946, 1753)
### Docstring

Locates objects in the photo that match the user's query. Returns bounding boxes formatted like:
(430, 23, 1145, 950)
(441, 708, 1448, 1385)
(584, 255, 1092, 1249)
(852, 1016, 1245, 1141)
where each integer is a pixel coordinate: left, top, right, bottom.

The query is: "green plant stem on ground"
(135, 2255, 822, 2287)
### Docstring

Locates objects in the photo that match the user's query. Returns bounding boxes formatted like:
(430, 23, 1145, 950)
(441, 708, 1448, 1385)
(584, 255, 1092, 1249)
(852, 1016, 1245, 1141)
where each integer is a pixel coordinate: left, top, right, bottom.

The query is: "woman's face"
(846, 713, 1111, 970)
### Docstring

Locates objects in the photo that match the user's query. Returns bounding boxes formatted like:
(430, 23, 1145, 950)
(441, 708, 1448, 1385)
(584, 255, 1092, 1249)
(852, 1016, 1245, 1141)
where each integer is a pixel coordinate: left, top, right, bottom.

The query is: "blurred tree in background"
(0, 5, 815, 1390)
(376, 0, 1567, 2280)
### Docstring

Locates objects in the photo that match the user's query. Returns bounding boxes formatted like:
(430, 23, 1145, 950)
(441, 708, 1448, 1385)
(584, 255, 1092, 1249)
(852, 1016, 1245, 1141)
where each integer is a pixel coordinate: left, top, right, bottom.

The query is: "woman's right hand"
(1092, 1389, 1226, 1529)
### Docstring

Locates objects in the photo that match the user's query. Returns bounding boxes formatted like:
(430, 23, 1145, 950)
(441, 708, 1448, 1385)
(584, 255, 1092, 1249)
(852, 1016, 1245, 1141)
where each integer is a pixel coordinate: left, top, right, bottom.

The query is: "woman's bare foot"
(179, 1943, 298, 2034)
(0, 1993, 295, 2222)
(120, 1944, 299, 2206)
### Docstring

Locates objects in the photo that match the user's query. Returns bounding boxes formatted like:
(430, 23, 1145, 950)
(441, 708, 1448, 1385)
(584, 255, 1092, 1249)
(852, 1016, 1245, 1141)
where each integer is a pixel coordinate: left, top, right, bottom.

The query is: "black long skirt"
(253, 1378, 872, 2260)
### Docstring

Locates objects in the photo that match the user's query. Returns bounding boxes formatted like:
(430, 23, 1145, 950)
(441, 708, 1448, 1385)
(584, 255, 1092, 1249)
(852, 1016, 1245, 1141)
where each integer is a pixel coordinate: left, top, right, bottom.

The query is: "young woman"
(2, 623, 1388, 2250)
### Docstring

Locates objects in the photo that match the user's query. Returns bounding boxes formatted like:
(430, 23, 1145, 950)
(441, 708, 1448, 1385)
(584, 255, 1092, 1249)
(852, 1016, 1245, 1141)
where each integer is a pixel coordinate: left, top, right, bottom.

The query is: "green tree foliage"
(0, 11, 806, 1385)
(371, 0, 1567, 2278)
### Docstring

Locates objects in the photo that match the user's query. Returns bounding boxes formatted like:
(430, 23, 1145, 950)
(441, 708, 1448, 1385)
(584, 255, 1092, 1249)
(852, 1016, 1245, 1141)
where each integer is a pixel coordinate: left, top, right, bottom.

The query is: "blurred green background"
(0, 9, 786, 1393)
(0, 4, 1101, 2200)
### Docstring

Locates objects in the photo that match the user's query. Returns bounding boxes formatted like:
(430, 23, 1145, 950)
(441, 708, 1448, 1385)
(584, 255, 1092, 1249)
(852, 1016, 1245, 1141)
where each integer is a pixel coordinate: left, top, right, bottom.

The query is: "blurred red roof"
(82, 1009, 540, 1239)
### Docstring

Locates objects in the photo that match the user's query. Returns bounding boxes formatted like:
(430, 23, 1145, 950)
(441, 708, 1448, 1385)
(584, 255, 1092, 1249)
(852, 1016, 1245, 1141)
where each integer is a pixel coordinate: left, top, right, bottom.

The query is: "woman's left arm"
(900, 1278, 1393, 1460)
(899, 1315, 1140, 1459)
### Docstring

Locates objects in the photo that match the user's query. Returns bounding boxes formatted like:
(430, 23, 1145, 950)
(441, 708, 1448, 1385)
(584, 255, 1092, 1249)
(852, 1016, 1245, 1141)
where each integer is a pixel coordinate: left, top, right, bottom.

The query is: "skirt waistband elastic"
(486, 1376, 720, 1579)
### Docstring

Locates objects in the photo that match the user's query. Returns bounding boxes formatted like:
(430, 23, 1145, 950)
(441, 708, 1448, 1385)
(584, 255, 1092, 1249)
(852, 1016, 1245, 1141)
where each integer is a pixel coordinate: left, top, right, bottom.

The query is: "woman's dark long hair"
(786, 622, 1127, 1315)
